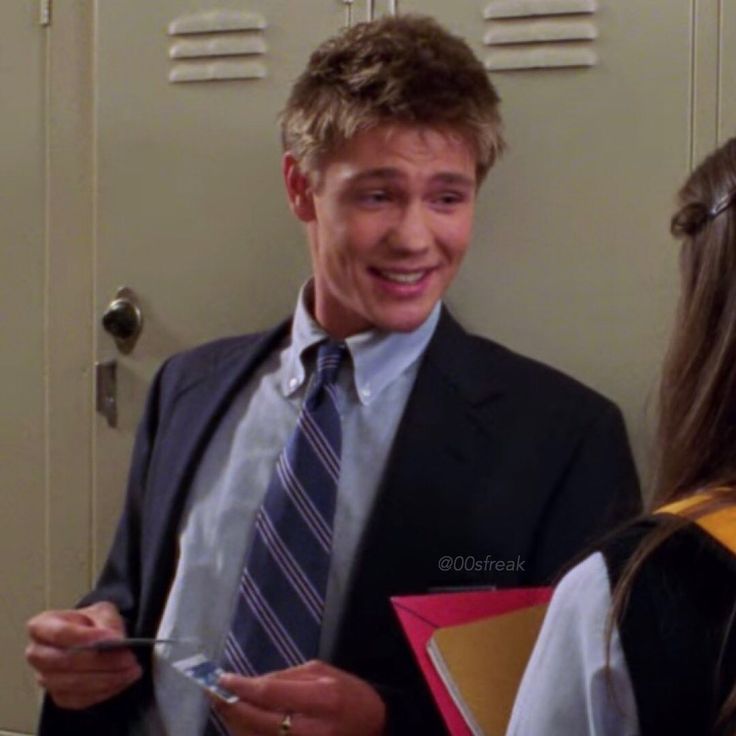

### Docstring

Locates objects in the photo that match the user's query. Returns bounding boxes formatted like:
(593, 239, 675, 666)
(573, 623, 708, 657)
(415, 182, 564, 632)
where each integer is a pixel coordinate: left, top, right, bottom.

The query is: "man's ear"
(283, 152, 316, 222)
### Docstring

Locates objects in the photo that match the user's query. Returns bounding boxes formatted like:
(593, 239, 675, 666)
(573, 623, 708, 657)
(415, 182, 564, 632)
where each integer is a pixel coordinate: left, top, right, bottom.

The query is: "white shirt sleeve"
(505, 552, 640, 736)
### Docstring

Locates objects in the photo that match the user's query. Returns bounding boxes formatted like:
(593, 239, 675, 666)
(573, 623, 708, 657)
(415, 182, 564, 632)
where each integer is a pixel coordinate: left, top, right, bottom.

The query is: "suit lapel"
(364, 311, 506, 582)
(332, 311, 510, 662)
(138, 323, 290, 631)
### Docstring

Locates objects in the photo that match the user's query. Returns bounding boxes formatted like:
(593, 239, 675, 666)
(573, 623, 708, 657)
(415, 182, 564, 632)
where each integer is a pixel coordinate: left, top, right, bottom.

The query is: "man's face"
(287, 124, 478, 338)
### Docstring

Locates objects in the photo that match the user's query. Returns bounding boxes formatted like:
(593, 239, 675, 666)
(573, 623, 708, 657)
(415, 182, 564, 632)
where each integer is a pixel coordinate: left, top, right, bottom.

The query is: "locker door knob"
(102, 287, 143, 353)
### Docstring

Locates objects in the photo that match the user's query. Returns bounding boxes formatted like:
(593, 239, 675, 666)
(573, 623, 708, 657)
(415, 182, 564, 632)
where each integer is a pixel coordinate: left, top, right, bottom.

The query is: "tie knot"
(315, 341, 346, 387)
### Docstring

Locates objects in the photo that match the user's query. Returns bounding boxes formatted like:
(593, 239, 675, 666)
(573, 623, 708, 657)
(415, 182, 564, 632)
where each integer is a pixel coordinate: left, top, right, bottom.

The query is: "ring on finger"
(278, 712, 292, 736)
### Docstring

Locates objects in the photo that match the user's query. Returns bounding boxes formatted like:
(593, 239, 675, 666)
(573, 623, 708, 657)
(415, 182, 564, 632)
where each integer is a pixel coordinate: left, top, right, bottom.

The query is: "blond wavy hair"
(280, 14, 504, 182)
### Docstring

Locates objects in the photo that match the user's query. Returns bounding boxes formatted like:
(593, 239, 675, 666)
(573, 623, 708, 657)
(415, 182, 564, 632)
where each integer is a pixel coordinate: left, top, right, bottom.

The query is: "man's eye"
(357, 190, 391, 205)
(433, 192, 465, 207)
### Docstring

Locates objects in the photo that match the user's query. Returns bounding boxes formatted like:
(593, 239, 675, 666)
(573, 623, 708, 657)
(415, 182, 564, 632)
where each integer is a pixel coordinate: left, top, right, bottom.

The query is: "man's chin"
(372, 307, 436, 334)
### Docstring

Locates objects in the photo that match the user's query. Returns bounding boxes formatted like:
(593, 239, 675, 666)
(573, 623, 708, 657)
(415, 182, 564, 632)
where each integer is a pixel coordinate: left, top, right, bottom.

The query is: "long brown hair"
(656, 137, 736, 500)
(609, 137, 736, 734)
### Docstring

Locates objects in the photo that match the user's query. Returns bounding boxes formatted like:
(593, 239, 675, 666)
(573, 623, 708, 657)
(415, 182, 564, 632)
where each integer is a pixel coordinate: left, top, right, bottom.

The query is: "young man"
(26, 15, 640, 735)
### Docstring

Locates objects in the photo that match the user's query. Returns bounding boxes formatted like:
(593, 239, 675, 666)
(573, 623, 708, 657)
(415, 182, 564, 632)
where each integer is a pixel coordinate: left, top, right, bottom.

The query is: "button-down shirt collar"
(282, 281, 441, 406)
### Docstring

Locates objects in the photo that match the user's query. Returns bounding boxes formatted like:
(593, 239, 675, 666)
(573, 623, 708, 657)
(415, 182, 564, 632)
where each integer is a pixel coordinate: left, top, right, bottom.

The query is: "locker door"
(720, 2, 736, 140)
(397, 0, 693, 476)
(0, 4, 47, 733)
(92, 1, 345, 565)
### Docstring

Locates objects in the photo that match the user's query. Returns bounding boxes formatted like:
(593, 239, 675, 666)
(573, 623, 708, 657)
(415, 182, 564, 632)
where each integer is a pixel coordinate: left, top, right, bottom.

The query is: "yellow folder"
(427, 603, 549, 736)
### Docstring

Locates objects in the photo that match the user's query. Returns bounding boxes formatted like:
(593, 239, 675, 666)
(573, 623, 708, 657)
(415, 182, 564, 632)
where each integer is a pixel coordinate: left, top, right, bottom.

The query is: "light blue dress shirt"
(146, 284, 440, 736)
(506, 552, 640, 736)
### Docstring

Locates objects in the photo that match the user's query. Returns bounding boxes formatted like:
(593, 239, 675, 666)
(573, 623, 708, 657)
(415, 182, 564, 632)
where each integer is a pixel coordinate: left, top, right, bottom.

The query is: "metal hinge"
(40, 0, 51, 27)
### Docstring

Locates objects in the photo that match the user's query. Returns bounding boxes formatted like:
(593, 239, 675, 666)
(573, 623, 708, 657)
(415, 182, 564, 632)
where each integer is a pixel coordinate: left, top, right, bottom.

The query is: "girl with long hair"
(507, 138, 736, 735)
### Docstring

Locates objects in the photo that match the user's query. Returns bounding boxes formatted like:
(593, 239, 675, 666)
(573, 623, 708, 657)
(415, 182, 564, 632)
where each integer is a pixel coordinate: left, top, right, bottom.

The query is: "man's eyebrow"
(347, 169, 475, 187)
(432, 172, 476, 188)
(348, 168, 404, 183)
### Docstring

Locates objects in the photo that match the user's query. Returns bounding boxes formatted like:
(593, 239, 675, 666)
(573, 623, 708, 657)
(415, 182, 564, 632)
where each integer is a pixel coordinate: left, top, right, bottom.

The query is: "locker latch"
(96, 360, 118, 428)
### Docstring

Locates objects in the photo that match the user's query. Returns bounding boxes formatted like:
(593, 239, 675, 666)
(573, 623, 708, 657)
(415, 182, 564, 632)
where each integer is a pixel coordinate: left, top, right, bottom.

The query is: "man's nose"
(390, 201, 432, 253)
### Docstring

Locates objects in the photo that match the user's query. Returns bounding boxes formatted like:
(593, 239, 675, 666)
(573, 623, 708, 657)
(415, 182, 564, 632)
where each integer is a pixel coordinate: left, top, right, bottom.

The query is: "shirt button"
(288, 377, 299, 391)
(361, 387, 371, 399)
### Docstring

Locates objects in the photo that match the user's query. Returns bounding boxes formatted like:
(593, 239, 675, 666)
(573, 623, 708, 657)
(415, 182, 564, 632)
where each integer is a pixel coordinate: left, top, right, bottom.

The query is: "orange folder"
(391, 587, 552, 735)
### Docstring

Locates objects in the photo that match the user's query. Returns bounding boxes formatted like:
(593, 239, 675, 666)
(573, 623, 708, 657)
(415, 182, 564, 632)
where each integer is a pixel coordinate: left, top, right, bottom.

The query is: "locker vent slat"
(168, 10, 266, 35)
(169, 37, 267, 60)
(484, 20, 596, 45)
(168, 9, 267, 83)
(483, 0, 596, 19)
(169, 61, 267, 83)
(483, 0, 598, 72)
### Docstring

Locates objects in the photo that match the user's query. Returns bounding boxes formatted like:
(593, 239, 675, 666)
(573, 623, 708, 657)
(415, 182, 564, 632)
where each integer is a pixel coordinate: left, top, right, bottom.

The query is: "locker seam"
(689, 0, 696, 171)
(43, 0, 52, 612)
(90, 0, 100, 585)
(716, 0, 722, 143)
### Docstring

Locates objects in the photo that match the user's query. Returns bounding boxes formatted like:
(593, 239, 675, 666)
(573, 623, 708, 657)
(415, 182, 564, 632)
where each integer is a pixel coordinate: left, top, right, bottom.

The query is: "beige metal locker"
(1, 1, 731, 732)
(403, 0, 697, 477)
(720, 1, 736, 141)
(91, 0, 346, 570)
(1, 3, 47, 732)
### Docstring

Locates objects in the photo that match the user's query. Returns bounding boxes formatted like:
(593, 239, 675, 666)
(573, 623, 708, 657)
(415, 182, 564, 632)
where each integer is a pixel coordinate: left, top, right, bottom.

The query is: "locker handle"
(102, 286, 143, 354)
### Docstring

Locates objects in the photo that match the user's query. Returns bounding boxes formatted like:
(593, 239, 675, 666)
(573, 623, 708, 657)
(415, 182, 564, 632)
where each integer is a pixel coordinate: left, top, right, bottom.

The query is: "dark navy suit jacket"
(39, 309, 640, 734)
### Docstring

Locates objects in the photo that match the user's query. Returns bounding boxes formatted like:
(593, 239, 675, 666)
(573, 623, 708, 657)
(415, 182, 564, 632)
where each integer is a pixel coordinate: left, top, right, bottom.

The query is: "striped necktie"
(209, 340, 346, 733)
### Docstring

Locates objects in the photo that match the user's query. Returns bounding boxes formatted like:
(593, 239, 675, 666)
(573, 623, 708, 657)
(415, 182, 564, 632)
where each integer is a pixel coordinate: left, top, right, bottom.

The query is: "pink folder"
(391, 587, 553, 735)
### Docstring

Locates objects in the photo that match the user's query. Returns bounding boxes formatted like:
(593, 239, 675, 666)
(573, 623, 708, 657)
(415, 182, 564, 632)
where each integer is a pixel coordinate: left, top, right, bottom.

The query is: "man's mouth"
(373, 269, 429, 285)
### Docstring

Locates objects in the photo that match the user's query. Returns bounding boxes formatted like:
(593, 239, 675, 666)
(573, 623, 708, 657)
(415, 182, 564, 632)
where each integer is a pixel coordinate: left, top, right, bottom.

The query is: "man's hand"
(25, 601, 143, 710)
(212, 660, 386, 736)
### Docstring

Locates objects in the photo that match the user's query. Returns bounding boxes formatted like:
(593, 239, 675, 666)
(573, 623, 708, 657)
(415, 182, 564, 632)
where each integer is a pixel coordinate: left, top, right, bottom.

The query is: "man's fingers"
(35, 637, 143, 712)
(213, 696, 328, 736)
(220, 669, 336, 716)
(37, 666, 141, 695)
(25, 641, 140, 674)
(263, 660, 326, 681)
(81, 601, 127, 632)
(24, 602, 143, 715)
(215, 663, 385, 736)
(27, 608, 122, 649)
(28, 609, 93, 631)
(46, 669, 142, 711)
(213, 695, 281, 735)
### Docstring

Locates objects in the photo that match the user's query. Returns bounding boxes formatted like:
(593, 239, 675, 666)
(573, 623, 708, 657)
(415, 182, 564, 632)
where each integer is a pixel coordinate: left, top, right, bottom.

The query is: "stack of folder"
(392, 587, 552, 735)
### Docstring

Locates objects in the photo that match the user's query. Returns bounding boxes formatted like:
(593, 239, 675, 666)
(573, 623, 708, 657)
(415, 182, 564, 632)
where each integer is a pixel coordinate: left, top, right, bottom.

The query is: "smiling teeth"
(380, 270, 425, 284)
